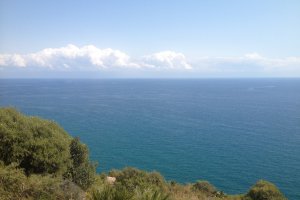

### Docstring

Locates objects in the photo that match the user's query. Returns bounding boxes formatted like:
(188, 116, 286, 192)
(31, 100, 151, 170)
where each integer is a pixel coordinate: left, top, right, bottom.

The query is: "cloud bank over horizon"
(1, 44, 300, 78)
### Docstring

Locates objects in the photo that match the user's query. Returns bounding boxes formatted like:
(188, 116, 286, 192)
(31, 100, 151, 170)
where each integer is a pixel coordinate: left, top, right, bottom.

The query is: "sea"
(0, 79, 299, 199)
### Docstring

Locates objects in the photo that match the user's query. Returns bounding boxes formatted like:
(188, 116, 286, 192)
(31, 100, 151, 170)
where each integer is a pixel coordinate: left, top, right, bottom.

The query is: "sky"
(0, 0, 300, 78)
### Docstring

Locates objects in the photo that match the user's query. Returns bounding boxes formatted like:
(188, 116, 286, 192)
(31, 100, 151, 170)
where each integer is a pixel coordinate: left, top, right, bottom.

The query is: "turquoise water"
(0, 79, 299, 199)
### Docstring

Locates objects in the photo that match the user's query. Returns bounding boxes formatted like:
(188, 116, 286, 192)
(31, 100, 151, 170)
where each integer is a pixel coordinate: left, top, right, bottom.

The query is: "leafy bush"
(134, 189, 170, 200)
(192, 180, 217, 195)
(0, 163, 85, 200)
(0, 107, 96, 191)
(65, 137, 97, 190)
(90, 184, 134, 200)
(89, 184, 169, 200)
(244, 180, 286, 200)
(109, 167, 167, 192)
(0, 107, 72, 175)
(88, 168, 170, 200)
(0, 163, 28, 199)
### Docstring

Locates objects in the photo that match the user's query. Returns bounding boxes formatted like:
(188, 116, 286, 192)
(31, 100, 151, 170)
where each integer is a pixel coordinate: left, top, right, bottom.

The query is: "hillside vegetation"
(0, 107, 287, 200)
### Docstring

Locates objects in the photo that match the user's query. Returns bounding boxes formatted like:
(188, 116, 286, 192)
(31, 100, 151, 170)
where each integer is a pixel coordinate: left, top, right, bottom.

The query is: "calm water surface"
(0, 79, 299, 199)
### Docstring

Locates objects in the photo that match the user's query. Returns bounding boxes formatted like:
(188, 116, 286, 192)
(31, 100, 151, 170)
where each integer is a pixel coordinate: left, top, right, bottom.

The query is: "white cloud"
(142, 51, 192, 70)
(0, 54, 27, 67)
(0, 45, 192, 71)
(0, 45, 300, 77)
(193, 53, 300, 74)
(0, 44, 139, 69)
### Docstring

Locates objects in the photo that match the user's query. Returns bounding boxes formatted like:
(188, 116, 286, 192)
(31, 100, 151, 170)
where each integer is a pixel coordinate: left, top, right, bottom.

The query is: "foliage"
(0, 107, 72, 175)
(109, 167, 167, 192)
(0, 163, 28, 199)
(134, 189, 170, 200)
(89, 183, 169, 200)
(65, 137, 97, 190)
(70, 137, 89, 168)
(90, 184, 134, 200)
(192, 180, 217, 195)
(0, 163, 85, 200)
(89, 168, 170, 200)
(0, 107, 96, 191)
(244, 180, 286, 200)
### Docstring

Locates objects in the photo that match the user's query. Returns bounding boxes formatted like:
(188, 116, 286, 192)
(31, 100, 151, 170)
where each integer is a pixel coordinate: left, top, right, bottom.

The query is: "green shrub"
(0, 107, 96, 191)
(0, 107, 72, 175)
(89, 184, 170, 200)
(0, 163, 28, 199)
(134, 189, 170, 200)
(192, 180, 217, 195)
(109, 167, 167, 192)
(65, 137, 97, 190)
(0, 163, 86, 200)
(90, 184, 134, 200)
(244, 180, 286, 200)
(66, 161, 97, 190)
(70, 137, 89, 168)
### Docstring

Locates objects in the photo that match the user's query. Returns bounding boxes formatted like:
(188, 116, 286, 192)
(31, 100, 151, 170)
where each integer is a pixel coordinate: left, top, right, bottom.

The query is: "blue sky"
(0, 0, 300, 78)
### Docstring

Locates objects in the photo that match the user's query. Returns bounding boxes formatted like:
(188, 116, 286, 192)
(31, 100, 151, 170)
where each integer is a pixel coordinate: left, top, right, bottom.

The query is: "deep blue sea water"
(0, 79, 299, 199)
